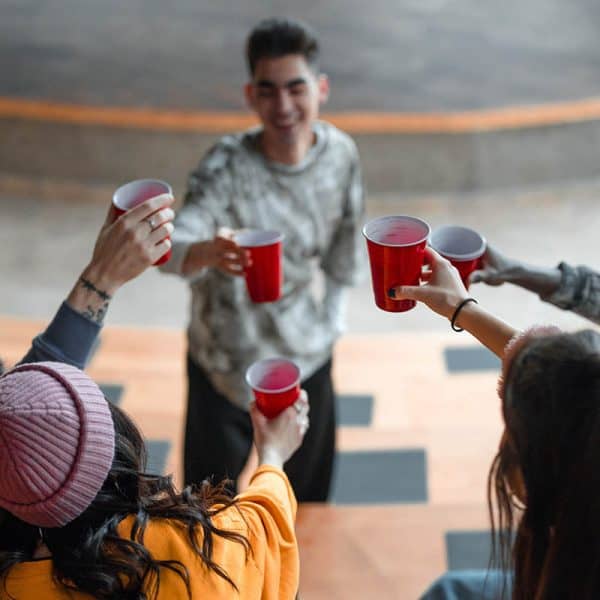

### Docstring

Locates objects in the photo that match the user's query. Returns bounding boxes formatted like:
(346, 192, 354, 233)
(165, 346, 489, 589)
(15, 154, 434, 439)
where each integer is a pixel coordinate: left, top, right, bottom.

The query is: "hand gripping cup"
(429, 225, 486, 289)
(363, 215, 430, 312)
(112, 179, 173, 266)
(245, 358, 301, 419)
(234, 230, 283, 303)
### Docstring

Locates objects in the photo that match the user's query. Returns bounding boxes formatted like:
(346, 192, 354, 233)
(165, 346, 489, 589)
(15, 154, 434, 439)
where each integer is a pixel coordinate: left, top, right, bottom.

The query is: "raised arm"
(470, 245, 561, 296)
(20, 194, 174, 367)
(470, 245, 600, 325)
(390, 247, 517, 358)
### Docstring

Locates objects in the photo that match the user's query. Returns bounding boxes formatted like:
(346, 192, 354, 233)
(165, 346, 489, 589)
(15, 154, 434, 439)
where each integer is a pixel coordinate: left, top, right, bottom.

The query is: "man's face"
(245, 54, 329, 149)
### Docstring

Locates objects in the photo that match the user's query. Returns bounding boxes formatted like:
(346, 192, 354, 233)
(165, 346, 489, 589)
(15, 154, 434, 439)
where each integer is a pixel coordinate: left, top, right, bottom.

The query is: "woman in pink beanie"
(0, 361, 308, 599)
(390, 248, 600, 600)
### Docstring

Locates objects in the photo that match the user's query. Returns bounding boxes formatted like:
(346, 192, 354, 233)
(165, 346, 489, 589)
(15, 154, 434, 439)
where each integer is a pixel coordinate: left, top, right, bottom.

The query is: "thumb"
(104, 202, 119, 227)
(249, 401, 267, 428)
(469, 269, 484, 284)
(388, 284, 425, 301)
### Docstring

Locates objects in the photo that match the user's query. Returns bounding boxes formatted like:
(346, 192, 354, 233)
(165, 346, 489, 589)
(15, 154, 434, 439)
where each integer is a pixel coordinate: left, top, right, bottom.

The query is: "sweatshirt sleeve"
(234, 465, 299, 599)
(320, 142, 367, 287)
(159, 140, 236, 279)
(540, 262, 600, 325)
(19, 301, 101, 369)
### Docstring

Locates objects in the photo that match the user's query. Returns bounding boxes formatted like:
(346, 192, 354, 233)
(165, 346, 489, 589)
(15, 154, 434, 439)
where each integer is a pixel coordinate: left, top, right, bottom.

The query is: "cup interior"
(113, 179, 172, 211)
(363, 216, 430, 247)
(234, 230, 283, 248)
(429, 225, 486, 260)
(245, 358, 300, 393)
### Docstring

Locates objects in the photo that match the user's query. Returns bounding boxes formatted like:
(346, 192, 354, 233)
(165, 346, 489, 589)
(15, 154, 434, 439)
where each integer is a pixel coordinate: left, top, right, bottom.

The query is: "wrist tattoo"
(79, 277, 112, 301)
(83, 302, 109, 325)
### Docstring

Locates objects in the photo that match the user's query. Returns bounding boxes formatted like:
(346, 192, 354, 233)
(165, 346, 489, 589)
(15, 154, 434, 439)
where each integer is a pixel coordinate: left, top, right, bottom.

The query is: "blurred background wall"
(2, 0, 600, 200)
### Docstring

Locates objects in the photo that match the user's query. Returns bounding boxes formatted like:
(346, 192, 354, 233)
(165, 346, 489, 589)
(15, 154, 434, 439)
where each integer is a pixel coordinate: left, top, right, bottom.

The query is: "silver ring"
(294, 403, 302, 414)
(147, 216, 156, 231)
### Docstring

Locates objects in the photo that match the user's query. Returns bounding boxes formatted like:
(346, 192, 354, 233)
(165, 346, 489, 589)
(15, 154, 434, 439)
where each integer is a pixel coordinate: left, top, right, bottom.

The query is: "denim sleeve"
(540, 262, 600, 325)
(19, 302, 101, 369)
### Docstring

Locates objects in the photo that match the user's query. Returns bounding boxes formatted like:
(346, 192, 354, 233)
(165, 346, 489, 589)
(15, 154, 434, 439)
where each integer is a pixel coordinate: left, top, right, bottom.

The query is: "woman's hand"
(389, 247, 470, 319)
(249, 390, 310, 470)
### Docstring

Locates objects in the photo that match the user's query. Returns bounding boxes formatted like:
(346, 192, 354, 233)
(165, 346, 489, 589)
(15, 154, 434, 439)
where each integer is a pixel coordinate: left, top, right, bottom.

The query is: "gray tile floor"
(332, 449, 427, 504)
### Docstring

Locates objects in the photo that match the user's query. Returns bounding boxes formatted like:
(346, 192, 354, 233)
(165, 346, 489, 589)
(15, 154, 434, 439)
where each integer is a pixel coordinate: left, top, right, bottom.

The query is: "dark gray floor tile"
(99, 382, 124, 406)
(146, 440, 171, 475)
(444, 347, 501, 373)
(446, 530, 494, 570)
(336, 394, 374, 426)
(332, 449, 427, 505)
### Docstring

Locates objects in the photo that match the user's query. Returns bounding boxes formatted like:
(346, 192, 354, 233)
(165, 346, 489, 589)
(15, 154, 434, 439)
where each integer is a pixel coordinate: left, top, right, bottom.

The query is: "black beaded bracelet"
(450, 297, 478, 332)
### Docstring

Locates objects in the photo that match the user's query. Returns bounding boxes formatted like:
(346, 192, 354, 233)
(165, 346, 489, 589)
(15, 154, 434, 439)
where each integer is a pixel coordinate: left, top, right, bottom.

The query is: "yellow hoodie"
(3, 466, 299, 599)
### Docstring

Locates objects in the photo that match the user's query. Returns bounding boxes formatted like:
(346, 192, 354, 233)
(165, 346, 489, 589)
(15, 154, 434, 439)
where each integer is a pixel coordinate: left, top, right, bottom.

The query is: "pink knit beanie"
(0, 362, 114, 528)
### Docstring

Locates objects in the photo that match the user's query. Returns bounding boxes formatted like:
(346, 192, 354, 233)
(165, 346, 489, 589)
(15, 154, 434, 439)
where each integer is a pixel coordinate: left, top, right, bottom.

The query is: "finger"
(424, 246, 449, 267)
(217, 226, 236, 240)
(249, 401, 265, 424)
(148, 207, 175, 230)
(469, 270, 484, 284)
(127, 194, 175, 223)
(149, 238, 172, 263)
(220, 253, 247, 271)
(222, 250, 247, 263)
(299, 389, 309, 405)
(104, 203, 119, 226)
(148, 222, 174, 245)
(216, 236, 242, 249)
(388, 284, 427, 302)
(296, 390, 309, 413)
(219, 262, 246, 276)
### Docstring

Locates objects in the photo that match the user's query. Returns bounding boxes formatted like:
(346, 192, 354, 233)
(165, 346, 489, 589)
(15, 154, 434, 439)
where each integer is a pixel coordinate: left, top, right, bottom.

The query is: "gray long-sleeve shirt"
(541, 262, 600, 325)
(161, 121, 366, 408)
(8, 301, 101, 370)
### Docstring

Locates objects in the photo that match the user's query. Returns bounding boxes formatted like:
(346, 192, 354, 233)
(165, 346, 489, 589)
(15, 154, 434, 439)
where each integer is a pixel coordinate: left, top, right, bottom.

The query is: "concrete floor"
(2, 178, 599, 337)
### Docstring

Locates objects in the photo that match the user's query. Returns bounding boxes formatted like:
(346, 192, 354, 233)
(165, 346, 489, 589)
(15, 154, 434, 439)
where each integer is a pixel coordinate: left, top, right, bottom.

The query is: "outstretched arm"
(470, 245, 561, 297)
(471, 246, 600, 325)
(390, 247, 517, 358)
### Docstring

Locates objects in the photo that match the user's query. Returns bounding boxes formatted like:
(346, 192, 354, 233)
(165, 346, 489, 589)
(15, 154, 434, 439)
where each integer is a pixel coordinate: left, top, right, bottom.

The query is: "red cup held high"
(112, 179, 173, 266)
(363, 215, 431, 312)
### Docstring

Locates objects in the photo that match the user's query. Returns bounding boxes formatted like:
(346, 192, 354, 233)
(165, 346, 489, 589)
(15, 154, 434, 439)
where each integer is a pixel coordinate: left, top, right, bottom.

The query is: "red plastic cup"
(112, 179, 173, 266)
(429, 225, 486, 289)
(234, 230, 283, 303)
(363, 215, 430, 312)
(245, 358, 301, 419)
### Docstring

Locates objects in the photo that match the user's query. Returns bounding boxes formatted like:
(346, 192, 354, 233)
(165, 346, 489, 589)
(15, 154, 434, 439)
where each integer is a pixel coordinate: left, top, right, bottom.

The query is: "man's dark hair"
(246, 18, 320, 75)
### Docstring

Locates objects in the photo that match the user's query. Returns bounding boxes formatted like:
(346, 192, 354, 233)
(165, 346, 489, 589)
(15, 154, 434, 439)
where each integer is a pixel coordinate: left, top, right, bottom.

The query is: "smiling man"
(161, 18, 365, 501)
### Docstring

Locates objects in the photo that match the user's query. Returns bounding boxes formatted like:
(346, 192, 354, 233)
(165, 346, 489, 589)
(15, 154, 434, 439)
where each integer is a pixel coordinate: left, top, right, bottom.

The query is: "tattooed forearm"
(79, 277, 112, 302)
(82, 301, 110, 325)
(75, 277, 112, 324)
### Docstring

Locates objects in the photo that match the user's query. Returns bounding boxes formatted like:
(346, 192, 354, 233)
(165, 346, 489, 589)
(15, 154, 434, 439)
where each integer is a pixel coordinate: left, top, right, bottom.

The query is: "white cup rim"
(429, 225, 487, 261)
(113, 178, 172, 211)
(234, 229, 284, 248)
(362, 215, 431, 247)
(245, 358, 300, 394)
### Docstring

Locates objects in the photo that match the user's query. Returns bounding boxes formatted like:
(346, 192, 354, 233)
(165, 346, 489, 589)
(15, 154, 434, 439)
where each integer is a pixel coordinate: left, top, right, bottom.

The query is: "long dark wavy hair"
(488, 329, 600, 600)
(0, 402, 251, 599)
